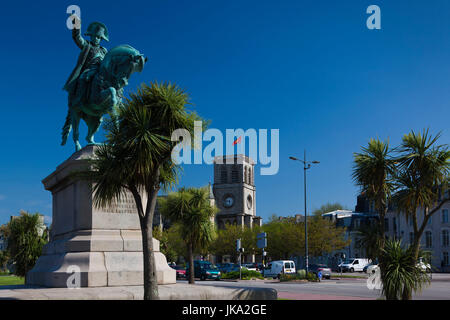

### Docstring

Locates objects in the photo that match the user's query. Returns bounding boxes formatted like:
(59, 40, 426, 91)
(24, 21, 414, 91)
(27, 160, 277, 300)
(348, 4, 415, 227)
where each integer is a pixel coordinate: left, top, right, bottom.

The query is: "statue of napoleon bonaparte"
(63, 17, 109, 107)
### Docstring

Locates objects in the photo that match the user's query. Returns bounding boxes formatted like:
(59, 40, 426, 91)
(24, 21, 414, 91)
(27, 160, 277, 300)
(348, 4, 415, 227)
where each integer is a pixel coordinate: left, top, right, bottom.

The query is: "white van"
(263, 260, 296, 279)
(338, 258, 371, 272)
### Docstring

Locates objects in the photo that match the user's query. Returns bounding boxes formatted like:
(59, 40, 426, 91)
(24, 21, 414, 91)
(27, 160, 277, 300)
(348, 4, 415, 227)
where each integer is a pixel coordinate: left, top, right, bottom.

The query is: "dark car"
(186, 260, 221, 281)
(171, 265, 186, 279)
(217, 263, 235, 274)
(309, 264, 332, 279)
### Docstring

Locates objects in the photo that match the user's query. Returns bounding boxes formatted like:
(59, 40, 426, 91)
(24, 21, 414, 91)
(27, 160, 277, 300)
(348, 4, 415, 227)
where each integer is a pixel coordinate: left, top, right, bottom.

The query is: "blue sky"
(0, 0, 449, 226)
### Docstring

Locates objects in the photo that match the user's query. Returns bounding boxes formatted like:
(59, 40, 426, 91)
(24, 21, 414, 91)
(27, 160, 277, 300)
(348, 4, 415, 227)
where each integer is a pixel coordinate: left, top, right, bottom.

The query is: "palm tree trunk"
(140, 216, 159, 300)
(188, 242, 195, 284)
(139, 178, 161, 300)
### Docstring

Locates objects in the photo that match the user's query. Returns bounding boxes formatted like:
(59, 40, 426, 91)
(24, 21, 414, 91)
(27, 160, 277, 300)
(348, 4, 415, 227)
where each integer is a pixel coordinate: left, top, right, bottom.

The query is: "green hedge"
(280, 270, 318, 282)
(221, 269, 264, 280)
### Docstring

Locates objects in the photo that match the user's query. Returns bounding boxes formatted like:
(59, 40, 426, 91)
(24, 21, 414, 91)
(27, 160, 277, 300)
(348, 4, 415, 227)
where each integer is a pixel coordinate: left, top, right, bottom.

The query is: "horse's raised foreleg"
(72, 111, 82, 152)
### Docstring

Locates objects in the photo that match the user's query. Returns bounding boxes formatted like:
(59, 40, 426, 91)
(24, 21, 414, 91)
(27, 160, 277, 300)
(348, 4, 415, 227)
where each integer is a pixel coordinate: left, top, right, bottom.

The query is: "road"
(177, 273, 450, 300)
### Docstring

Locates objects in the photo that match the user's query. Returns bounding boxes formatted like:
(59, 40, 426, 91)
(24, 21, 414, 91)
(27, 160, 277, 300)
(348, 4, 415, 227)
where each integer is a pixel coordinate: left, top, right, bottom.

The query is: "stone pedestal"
(27, 145, 176, 287)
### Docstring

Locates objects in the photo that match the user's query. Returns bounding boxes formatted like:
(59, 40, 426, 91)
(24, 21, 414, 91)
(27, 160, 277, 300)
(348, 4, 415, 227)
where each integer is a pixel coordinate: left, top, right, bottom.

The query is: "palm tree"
(352, 138, 396, 252)
(379, 239, 430, 300)
(394, 129, 449, 299)
(395, 129, 449, 260)
(159, 187, 217, 284)
(83, 82, 203, 299)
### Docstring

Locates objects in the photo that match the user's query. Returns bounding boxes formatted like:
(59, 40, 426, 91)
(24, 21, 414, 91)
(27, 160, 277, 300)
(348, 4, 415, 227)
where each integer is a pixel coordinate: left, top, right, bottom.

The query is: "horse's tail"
(61, 110, 72, 146)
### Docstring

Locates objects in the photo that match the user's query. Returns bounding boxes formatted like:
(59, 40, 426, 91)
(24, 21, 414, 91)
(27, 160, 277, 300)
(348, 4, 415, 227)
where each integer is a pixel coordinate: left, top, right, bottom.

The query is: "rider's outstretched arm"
(71, 16, 86, 50)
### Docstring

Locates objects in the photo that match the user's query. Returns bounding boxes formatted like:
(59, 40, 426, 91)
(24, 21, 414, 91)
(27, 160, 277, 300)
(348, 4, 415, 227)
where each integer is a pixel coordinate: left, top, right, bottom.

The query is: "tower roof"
(213, 154, 255, 165)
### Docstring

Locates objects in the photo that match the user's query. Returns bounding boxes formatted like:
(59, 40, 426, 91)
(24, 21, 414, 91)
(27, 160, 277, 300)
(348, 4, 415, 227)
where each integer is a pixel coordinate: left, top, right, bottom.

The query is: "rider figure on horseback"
(63, 16, 109, 108)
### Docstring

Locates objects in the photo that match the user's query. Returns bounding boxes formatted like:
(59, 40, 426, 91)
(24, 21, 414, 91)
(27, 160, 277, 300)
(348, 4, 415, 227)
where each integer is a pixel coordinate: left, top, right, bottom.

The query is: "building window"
(443, 252, 449, 267)
(231, 170, 239, 183)
(428, 215, 432, 225)
(425, 231, 432, 248)
(409, 232, 414, 245)
(443, 209, 449, 224)
(248, 169, 252, 185)
(221, 170, 227, 183)
(393, 217, 397, 233)
(244, 167, 248, 184)
(384, 218, 389, 232)
(442, 229, 449, 247)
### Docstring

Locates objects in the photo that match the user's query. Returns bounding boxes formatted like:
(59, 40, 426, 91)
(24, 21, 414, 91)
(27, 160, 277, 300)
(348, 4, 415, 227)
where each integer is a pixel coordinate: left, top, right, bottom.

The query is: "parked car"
(186, 260, 221, 281)
(242, 263, 258, 271)
(363, 263, 378, 274)
(308, 264, 332, 279)
(338, 258, 371, 272)
(263, 260, 296, 279)
(363, 258, 431, 276)
(217, 263, 236, 274)
(171, 265, 186, 279)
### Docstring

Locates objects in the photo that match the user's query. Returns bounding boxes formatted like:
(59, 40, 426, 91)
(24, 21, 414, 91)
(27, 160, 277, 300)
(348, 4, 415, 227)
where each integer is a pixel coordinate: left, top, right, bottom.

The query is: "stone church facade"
(212, 155, 262, 229)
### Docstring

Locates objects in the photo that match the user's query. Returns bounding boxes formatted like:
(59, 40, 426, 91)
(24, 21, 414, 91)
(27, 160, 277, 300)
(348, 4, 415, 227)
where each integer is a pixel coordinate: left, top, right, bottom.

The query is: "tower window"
(221, 170, 227, 183)
(231, 170, 239, 183)
(244, 167, 248, 184)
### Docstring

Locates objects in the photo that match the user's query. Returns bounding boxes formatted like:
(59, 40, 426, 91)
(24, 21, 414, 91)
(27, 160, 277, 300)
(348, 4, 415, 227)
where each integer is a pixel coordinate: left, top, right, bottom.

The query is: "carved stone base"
(27, 146, 175, 287)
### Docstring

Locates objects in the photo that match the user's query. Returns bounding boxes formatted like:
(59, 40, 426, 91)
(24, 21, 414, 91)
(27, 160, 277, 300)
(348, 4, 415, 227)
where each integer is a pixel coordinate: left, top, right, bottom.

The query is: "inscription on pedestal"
(103, 192, 139, 214)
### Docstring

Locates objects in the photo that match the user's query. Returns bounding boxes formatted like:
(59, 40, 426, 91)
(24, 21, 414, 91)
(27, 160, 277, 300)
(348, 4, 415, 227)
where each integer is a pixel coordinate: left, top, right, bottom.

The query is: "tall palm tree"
(159, 187, 217, 284)
(379, 239, 430, 300)
(395, 129, 449, 260)
(83, 82, 203, 299)
(352, 138, 396, 252)
(394, 129, 449, 299)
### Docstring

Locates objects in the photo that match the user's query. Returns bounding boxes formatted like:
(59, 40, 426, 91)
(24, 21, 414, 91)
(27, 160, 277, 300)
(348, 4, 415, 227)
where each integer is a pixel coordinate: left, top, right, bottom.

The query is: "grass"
(0, 275, 25, 286)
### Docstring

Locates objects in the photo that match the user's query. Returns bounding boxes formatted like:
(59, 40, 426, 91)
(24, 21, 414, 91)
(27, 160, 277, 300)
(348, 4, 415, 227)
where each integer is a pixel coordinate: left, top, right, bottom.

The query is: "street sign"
(236, 239, 241, 252)
(257, 232, 267, 249)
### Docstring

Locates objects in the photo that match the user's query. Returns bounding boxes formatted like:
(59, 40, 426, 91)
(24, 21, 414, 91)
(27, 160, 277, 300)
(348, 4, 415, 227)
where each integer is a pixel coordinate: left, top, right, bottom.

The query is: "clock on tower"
(213, 154, 259, 229)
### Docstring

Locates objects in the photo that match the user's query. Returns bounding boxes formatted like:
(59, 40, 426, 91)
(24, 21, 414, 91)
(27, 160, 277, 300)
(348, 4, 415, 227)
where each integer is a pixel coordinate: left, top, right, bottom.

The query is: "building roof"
(213, 154, 255, 165)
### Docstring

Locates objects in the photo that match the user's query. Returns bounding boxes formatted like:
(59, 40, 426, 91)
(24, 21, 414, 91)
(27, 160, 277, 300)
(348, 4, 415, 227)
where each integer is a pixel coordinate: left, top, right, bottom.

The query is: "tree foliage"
(312, 202, 345, 216)
(159, 187, 217, 284)
(379, 239, 430, 300)
(354, 129, 449, 300)
(353, 138, 396, 250)
(6, 211, 47, 279)
(209, 224, 263, 262)
(210, 214, 349, 261)
(80, 81, 204, 299)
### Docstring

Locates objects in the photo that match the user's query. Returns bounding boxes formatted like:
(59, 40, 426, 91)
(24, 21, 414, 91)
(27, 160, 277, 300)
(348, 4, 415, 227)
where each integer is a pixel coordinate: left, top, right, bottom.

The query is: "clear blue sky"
(0, 0, 449, 226)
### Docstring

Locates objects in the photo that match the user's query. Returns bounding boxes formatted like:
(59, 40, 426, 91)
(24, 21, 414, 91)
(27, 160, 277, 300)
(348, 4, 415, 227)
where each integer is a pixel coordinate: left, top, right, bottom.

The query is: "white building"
(385, 200, 450, 272)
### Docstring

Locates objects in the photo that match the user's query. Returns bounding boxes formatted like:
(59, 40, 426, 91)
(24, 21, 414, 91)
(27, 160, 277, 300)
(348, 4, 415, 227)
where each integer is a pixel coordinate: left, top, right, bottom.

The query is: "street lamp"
(289, 151, 319, 274)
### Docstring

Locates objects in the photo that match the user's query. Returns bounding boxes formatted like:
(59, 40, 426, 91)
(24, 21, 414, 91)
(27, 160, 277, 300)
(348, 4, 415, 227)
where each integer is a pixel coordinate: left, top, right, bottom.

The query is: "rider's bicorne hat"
(84, 22, 109, 42)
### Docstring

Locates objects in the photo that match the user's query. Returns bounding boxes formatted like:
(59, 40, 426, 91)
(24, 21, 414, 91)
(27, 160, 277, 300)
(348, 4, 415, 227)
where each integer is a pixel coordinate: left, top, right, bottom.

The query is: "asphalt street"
(178, 273, 450, 300)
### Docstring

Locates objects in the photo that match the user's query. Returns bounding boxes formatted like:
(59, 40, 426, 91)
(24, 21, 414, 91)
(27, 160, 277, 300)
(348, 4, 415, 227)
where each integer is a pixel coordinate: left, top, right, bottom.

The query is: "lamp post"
(289, 151, 319, 274)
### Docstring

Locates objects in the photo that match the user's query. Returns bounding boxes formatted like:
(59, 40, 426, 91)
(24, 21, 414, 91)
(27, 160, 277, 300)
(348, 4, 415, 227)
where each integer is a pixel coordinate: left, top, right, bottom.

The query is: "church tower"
(213, 155, 261, 229)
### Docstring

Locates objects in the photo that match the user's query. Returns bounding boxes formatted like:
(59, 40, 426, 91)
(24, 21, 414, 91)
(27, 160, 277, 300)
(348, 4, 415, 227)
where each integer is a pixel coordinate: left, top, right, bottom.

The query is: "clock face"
(223, 195, 234, 208)
(247, 195, 252, 209)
